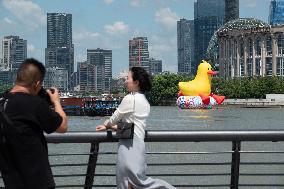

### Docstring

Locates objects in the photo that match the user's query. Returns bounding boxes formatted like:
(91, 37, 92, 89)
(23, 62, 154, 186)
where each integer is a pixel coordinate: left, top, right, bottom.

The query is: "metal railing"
(2, 130, 284, 188)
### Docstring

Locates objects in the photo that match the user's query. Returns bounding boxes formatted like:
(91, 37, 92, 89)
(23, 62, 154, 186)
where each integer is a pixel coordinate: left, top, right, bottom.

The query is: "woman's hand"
(112, 125, 118, 131)
(96, 125, 107, 132)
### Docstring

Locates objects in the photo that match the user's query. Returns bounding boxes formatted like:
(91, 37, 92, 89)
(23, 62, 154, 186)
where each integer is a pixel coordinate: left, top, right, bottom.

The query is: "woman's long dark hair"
(130, 67, 152, 93)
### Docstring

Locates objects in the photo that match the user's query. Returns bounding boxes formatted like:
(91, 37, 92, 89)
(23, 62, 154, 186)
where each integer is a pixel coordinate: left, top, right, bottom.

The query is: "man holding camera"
(0, 58, 67, 189)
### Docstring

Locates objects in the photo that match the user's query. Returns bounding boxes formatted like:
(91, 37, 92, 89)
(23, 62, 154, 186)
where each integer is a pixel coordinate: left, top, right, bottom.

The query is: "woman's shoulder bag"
(116, 94, 135, 139)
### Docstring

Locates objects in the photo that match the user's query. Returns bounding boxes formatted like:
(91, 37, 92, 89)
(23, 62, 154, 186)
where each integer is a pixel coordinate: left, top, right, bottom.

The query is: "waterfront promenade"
(1, 106, 284, 188)
(223, 94, 284, 107)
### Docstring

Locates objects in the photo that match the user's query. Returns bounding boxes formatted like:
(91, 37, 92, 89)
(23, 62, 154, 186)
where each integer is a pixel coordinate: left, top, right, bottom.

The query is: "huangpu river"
(2, 106, 284, 188)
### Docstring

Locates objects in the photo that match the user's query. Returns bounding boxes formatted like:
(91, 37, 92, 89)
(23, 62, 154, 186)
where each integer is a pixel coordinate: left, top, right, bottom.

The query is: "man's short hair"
(16, 58, 46, 87)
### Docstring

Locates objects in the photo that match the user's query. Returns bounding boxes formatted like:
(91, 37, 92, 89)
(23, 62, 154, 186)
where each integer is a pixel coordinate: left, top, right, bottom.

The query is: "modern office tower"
(269, 0, 284, 25)
(225, 0, 239, 23)
(1, 36, 27, 71)
(70, 71, 78, 91)
(194, 0, 225, 73)
(77, 61, 96, 92)
(45, 13, 74, 88)
(194, 0, 225, 19)
(129, 37, 150, 73)
(87, 48, 112, 93)
(45, 67, 69, 92)
(0, 71, 14, 85)
(149, 58, 162, 75)
(177, 19, 195, 75)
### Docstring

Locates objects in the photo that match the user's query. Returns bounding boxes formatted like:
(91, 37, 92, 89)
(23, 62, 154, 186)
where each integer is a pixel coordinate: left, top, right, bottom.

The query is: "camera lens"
(38, 87, 52, 105)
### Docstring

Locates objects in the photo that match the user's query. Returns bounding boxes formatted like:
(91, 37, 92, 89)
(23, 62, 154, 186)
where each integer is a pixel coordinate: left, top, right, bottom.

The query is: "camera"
(38, 87, 54, 105)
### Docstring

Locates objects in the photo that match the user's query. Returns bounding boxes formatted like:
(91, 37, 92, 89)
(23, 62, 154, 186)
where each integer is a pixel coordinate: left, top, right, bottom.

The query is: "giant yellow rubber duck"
(178, 60, 225, 105)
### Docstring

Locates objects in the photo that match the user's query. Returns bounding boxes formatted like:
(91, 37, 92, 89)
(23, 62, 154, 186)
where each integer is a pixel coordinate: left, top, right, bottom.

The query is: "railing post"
(230, 141, 241, 189)
(84, 142, 100, 189)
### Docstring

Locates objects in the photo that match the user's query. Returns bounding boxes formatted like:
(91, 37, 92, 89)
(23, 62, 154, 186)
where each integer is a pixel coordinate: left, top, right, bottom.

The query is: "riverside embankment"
(223, 94, 284, 107)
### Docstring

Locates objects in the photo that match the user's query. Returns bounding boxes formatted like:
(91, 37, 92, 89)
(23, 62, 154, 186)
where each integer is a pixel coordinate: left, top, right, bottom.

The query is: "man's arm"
(47, 88, 67, 133)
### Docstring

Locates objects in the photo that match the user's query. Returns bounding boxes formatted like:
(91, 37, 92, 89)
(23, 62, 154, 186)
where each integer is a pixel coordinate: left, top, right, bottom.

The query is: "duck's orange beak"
(207, 70, 217, 75)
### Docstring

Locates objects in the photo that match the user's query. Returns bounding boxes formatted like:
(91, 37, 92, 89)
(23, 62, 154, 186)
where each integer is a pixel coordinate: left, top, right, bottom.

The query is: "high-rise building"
(45, 67, 69, 92)
(129, 37, 150, 73)
(87, 48, 112, 93)
(269, 0, 284, 25)
(194, 0, 225, 72)
(225, 0, 239, 23)
(149, 58, 162, 75)
(70, 72, 78, 91)
(0, 71, 14, 85)
(45, 13, 74, 88)
(177, 19, 195, 75)
(194, 0, 225, 19)
(77, 61, 96, 92)
(1, 36, 27, 71)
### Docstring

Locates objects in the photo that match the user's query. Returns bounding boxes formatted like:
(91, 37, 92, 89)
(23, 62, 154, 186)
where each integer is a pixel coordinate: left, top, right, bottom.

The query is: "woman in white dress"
(96, 67, 176, 189)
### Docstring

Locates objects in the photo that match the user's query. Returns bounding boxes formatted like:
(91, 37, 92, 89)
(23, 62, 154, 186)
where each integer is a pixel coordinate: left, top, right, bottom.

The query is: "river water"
(65, 105, 284, 131)
(2, 106, 284, 188)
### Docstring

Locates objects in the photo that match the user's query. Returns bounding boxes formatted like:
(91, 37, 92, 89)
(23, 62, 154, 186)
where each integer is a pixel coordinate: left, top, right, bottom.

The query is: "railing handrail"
(2, 130, 284, 188)
(46, 130, 284, 143)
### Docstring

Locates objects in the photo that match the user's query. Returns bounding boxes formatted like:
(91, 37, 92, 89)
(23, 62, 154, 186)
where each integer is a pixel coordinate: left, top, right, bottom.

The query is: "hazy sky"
(0, 0, 272, 75)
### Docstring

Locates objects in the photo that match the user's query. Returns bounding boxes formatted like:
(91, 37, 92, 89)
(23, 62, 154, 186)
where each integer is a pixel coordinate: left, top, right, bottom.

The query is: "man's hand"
(46, 87, 60, 105)
(46, 87, 68, 133)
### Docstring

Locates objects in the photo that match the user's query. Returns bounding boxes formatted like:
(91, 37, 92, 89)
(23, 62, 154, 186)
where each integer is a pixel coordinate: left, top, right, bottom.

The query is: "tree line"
(147, 74, 284, 105)
(2, 74, 284, 105)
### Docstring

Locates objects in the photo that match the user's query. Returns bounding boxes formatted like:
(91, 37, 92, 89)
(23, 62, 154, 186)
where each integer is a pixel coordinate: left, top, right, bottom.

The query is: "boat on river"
(60, 97, 120, 116)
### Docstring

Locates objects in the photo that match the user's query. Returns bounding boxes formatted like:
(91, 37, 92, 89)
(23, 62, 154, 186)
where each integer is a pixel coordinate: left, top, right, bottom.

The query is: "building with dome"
(207, 18, 284, 78)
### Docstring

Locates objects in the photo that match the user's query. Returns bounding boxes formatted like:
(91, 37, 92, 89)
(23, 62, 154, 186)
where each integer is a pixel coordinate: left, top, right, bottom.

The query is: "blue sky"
(0, 0, 272, 76)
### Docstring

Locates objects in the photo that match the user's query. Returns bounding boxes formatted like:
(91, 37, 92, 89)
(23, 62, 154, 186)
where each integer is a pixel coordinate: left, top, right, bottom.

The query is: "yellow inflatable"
(179, 60, 215, 96)
(178, 60, 225, 106)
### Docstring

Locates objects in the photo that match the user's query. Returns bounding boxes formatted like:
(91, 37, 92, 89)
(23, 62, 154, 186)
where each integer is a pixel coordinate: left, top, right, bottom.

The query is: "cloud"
(4, 17, 13, 24)
(149, 34, 176, 57)
(104, 21, 129, 35)
(146, 34, 177, 72)
(155, 8, 179, 29)
(103, 0, 114, 5)
(27, 44, 35, 52)
(240, 0, 257, 8)
(129, 0, 143, 7)
(2, 0, 46, 30)
(73, 29, 100, 41)
(74, 27, 129, 50)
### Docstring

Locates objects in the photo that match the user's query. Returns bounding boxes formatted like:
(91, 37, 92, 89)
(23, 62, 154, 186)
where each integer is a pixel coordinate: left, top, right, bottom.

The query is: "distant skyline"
(0, 0, 273, 75)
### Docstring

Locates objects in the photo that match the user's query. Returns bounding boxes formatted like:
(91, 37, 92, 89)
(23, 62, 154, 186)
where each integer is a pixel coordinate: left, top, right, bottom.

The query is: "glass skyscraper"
(87, 48, 112, 93)
(149, 58, 162, 75)
(194, 0, 225, 19)
(129, 37, 150, 73)
(45, 13, 74, 90)
(77, 61, 96, 92)
(177, 19, 194, 75)
(269, 0, 284, 25)
(225, 0, 239, 23)
(194, 0, 225, 72)
(1, 36, 27, 71)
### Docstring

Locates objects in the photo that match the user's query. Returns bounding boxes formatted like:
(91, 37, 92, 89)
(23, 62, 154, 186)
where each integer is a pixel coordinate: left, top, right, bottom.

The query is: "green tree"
(147, 74, 284, 105)
(0, 84, 12, 94)
(148, 74, 192, 105)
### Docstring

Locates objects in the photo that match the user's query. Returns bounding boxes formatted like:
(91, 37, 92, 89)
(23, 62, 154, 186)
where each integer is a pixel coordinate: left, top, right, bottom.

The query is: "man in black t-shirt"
(0, 58, 68, 189)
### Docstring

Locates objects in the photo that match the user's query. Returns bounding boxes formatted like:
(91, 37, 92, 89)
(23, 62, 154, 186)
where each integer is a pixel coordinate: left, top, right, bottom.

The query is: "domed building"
(207, 18, 284, 78)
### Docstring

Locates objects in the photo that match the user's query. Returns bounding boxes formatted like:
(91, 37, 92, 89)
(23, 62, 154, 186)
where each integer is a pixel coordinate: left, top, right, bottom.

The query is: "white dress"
(104, 92, 176, 189)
